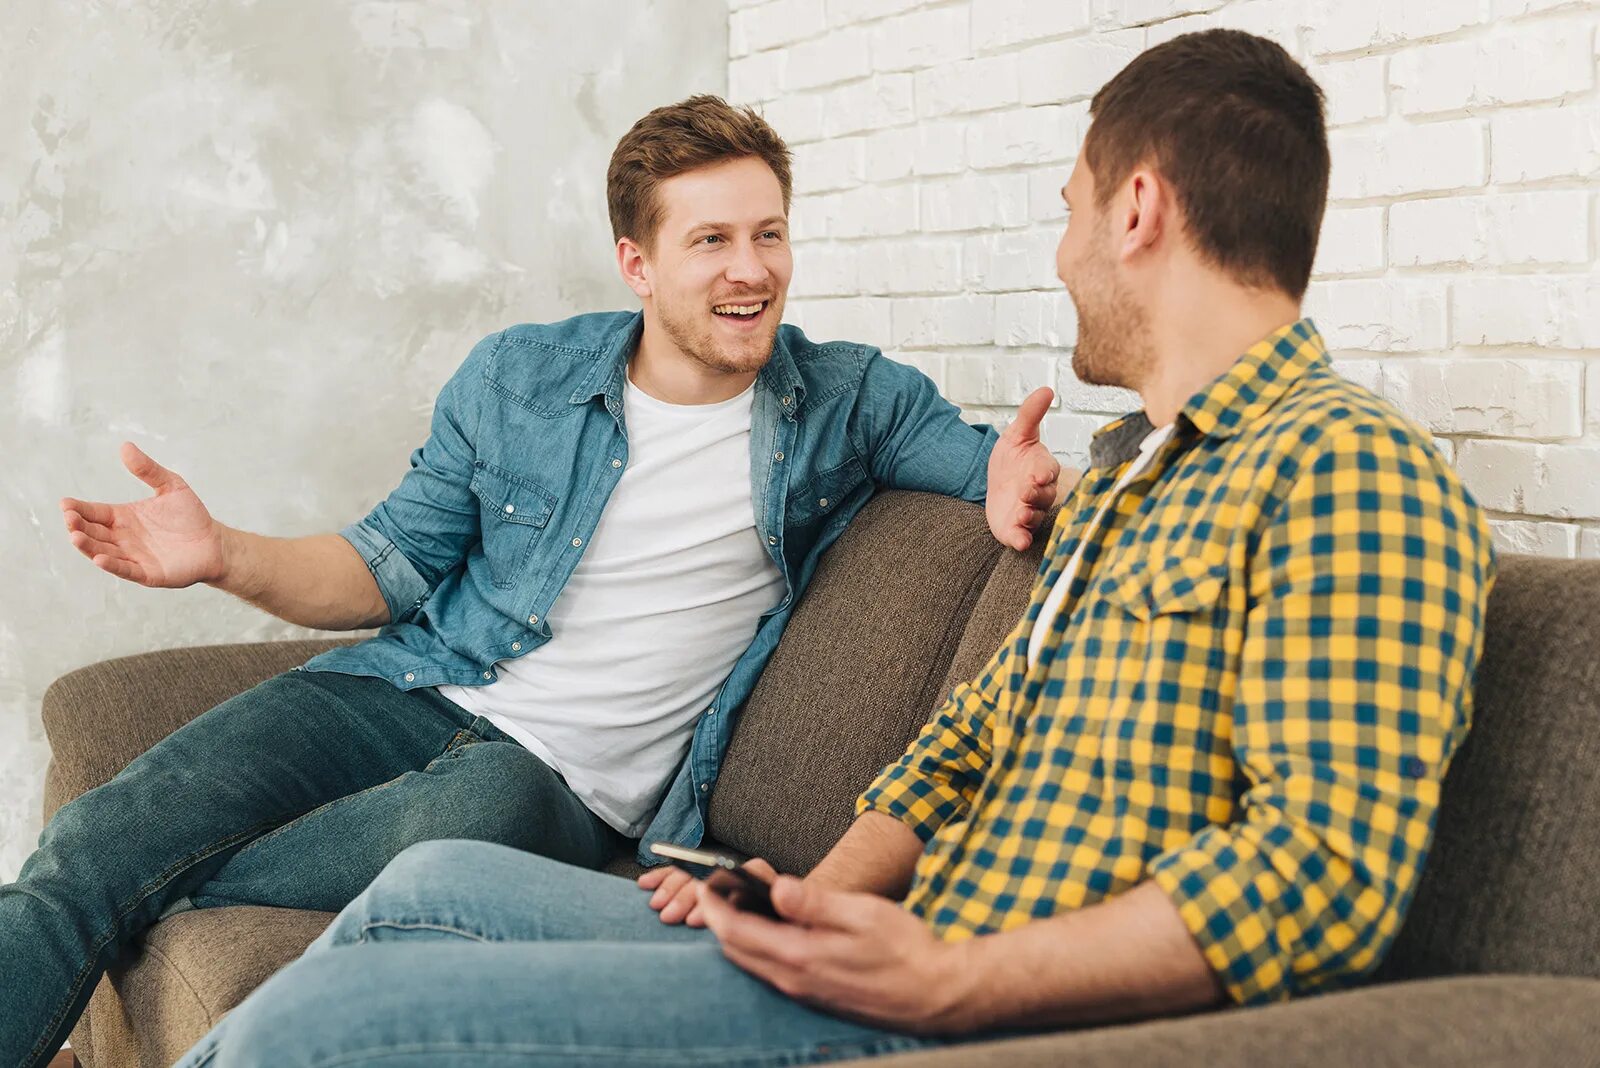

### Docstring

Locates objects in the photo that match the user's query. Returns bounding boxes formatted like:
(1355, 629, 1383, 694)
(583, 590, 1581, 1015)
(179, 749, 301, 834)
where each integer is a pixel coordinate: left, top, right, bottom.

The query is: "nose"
(725, 238, 770, 287)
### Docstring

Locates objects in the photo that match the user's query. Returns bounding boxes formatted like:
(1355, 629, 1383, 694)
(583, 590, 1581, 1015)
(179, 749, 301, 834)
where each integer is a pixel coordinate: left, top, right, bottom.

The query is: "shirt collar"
(572, 312, 805, 421)
(1088, 317, 1328, 468)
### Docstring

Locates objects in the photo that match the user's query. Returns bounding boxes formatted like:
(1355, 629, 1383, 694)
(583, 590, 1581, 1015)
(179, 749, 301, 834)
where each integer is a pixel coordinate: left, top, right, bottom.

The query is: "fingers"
(120, 441, 179, 492)
(645, 867, 702, 925)
(741, 857, 778, 882)
(637, 867, 671, 891)
(1000, 386, 1054, 445)
(63, 509, 115, 544)
(60, 496, 115, 526)
(90, 552, 146, 584)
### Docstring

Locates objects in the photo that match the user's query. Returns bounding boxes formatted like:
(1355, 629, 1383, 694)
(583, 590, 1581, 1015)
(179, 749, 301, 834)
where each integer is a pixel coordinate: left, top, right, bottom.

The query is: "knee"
(207, 954, 352, 1068)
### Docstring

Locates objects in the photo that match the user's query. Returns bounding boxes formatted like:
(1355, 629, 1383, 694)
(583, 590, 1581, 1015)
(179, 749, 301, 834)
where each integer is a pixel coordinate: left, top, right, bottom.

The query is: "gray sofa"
(41, 491, 1600, 1066)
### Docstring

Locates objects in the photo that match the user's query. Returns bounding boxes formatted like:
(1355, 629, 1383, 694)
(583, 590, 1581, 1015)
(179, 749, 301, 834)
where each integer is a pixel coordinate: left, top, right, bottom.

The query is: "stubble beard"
(1068, 243, 1153, 390)
(658, 292, 782, 376)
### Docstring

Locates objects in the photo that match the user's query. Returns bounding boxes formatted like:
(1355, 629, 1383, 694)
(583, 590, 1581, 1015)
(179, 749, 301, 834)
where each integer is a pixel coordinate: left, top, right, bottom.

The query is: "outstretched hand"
(60, 442, 226, 588)
(985, 387, 1079, 552)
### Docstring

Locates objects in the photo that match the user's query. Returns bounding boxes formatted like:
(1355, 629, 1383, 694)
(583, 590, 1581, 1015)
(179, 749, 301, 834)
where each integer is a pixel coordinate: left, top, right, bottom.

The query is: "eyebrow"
(686, 216, 788, 236)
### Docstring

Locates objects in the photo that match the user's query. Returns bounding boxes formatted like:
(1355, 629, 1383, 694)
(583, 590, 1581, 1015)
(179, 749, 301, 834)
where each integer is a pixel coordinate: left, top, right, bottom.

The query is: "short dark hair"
(607, 94, 793, 254)
(1085, 29, 1329, 299)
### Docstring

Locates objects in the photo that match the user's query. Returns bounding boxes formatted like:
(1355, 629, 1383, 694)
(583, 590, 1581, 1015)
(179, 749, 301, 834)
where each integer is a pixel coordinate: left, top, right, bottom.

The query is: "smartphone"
(648, 842, 779, 919)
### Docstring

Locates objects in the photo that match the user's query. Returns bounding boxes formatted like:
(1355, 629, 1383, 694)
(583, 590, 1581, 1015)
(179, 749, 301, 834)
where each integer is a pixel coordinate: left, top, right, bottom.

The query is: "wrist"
(924, 935, 993, 1035)
(209, 523, 243, 590)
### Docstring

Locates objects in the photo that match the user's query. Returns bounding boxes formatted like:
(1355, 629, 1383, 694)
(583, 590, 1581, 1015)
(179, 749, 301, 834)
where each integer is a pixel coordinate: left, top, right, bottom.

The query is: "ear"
(1118, 168, 1166, 263)
(617, 237, 653, 299)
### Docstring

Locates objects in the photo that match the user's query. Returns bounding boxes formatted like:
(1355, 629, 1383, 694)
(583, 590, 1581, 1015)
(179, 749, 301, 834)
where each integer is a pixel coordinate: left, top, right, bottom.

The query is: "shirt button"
(767, 535, 777, 545)
(699, 783, 709, 793)
(611, 458, 622, 468)
(504, 504, 515, 514)
(529, 614, 539, 625)
(404, 672, 415, 682)
(773, 451, 784, 461)
(571, 537, 583, 547)
(707, 707, 717, 717)
(782, 396, 792, 405)
(482, 671, 492, 680)
(511, 642, 521, 651)
(819, 497, 829, 508)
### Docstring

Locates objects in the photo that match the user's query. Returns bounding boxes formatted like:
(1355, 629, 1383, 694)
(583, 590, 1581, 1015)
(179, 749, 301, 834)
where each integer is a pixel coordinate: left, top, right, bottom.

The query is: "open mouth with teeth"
(711, 299, 771, 328)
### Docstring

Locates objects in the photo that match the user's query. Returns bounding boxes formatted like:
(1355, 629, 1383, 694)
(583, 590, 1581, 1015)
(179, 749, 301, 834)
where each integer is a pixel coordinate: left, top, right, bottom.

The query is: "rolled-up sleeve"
(339, 332, 497, 625)
(849, 349, 999, 504)
(1146, 426, 1495, 1004)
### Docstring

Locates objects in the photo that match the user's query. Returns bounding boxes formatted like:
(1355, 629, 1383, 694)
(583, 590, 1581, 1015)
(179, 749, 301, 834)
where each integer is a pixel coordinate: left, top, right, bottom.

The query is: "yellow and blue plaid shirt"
(859, 318, 1495, 1005)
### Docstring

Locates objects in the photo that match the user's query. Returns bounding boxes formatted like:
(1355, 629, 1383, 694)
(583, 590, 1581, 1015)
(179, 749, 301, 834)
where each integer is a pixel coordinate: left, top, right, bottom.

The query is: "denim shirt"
(300, 310, 999, 862)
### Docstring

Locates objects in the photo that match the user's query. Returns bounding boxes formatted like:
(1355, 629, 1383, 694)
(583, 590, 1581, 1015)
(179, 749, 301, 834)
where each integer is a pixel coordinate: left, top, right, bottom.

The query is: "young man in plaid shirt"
(178, 28, 1495, 1067)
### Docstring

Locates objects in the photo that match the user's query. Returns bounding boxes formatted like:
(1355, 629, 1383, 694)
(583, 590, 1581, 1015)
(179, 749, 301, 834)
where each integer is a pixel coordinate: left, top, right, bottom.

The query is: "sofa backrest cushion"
(1380, 554, 1600, 982)
(706, 491, 1005, 874)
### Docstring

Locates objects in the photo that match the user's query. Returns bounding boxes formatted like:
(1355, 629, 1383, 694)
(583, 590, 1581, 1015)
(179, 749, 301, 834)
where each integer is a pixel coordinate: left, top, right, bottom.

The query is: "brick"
(760, 94, 826, 144)
(791, 137, 866, 195)
(1588, 362, 1600, 437)
(869, 6, 971, 72)
(1390, 192, 1590, 268)
(1028, 167, 1077, 222)
(785, 297, 891, 343)
(857, 238, 964, 295)
(1057, 370, 1140, 414)
(967, 105, 1089, 169)
(962, 229, 1063, 292)
(1390, 26, 1593, 117)
(1434, 436, 1457, 464)
(828, 183, 919, 238)
(863, 121, 967, 180)
(1145, 13, 1213, 47)
(1303, 279, 1448, 352)
(1333, 358, 1384, 394)
(789, 194, 833, 241)
(1311, 55, 1387, 127)
(735, 0, 826, 53)
(1379, 358, 1584, 438)
(1094, 0, 1224, 26)
(1455, 440, 1600, 519)
(1491, 106, 1600, 184)
(785, 28, 873, 90)
(1313, 206, 1385, 277)
(1582, 528, 1600, 559)
(1329, 121, 1486, 200)
(994, 291, 1078, 346)
(790, 244, 860, 298)
(1495, 0, 1585, 13)
(972, 0, 1095, 52)
(946, 351, 1059, 404)
(819, 75, 916, 137)
(915, 55, 1020, 118)
(920, 173, 1030, 232)
(1018, 31, 1145, 106)
(1453, 277, 1600, 349)
(730, 50, 788, 102)
(827, 0, 926, 27)
(1042, 412, 1108, 469)
(1489, 519, 1579, 558)
(892, 295, 997, 347)
(1307, 0, 1487, 56)
(1209, 0, 1315, 60)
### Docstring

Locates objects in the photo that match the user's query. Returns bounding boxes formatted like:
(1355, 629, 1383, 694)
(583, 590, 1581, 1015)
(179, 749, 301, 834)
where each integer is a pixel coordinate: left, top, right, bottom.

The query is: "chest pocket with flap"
(470, 460, 557, 589)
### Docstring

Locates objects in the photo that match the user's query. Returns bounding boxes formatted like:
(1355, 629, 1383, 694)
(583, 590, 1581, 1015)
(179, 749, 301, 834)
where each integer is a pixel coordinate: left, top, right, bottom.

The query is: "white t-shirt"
(1028, 422, 1175, 670)
(436, 374, 786, 835)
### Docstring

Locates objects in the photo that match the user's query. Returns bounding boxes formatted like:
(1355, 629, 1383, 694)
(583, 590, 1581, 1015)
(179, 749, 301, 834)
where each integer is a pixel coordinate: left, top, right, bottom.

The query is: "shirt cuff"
(338, 519, 430, 626)
(856, 768, 968, 844)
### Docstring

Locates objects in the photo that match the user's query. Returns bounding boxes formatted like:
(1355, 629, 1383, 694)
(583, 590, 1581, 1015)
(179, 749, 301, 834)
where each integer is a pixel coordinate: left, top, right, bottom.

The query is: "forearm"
(210, 526, 389, 630)
(950, 880, 1223, 1033)
(805, 811, 923, 899)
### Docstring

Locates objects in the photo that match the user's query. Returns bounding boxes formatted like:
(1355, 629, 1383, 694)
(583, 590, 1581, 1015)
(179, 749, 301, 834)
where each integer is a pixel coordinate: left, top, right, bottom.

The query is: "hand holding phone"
(648, 843, 781, 920)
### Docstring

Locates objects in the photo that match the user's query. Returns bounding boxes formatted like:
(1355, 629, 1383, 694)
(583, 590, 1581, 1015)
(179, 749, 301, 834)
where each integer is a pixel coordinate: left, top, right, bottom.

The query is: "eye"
(701, 234, 723, 245)
(759, 230, 784, 241)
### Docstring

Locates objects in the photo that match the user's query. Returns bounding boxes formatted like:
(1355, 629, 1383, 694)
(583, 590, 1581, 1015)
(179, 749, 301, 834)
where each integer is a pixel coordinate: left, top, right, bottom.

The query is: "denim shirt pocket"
(469, 460, 557, 589)
(785, 456, 867, 528)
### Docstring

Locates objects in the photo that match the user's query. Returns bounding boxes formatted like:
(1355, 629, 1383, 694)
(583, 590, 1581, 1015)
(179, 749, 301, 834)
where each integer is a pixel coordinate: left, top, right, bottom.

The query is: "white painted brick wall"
(733, 0, 1600, 557)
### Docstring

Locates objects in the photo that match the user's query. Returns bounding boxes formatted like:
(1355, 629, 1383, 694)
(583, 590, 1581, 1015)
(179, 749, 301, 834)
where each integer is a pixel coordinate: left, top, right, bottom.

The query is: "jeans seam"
(356, 919, 492, 944)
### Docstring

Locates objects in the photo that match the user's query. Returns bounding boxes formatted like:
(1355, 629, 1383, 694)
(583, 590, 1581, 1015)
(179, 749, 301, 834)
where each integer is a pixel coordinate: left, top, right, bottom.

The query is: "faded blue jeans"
(177, 841, 945, 1067)
(0, 669, 620, 1068)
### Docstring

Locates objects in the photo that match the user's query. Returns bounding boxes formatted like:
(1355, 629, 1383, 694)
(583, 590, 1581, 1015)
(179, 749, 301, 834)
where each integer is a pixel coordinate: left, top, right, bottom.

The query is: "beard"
(1066, 238, 1153, 390)
(655, 287, 783, 375)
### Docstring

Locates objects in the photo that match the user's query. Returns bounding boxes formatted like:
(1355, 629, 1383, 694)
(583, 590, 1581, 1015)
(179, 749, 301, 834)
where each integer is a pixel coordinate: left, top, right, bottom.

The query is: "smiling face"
(632, 156, 793, 375)
(1055, 153, 1154, 390)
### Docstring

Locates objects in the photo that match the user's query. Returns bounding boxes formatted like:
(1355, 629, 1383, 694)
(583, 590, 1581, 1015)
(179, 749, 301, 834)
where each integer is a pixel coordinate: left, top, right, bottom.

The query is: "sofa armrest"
(41, 638, 360, 820)
(847, 975, 1600, 1068)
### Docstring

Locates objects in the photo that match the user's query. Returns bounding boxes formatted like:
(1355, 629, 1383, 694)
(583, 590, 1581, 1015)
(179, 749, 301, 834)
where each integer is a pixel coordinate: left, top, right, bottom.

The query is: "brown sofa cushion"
(1380, 555, 1600, 982)
(705, 491, 1006, 875)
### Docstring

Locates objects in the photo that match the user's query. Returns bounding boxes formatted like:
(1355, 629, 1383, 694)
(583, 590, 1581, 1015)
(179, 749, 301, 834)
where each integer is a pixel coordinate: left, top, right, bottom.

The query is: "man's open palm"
(61, 442, 225, 589)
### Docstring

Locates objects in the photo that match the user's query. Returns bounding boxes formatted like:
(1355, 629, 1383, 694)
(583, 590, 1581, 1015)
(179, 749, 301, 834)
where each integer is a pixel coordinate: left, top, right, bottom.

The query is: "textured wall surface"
(736, 0, 1600, 558)
(0, 0, 726, 880)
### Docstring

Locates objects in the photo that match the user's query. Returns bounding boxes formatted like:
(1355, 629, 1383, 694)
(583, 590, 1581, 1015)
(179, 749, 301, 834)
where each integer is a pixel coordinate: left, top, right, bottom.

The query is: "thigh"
(317, 839, 712, 949)
(192, 740, 623, 913)
(208, 940, 938, 1068)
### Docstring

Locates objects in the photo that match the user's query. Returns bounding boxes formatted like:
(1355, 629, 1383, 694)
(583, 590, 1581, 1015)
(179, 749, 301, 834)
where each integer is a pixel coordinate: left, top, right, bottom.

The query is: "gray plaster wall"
(1, 0, 728, 880)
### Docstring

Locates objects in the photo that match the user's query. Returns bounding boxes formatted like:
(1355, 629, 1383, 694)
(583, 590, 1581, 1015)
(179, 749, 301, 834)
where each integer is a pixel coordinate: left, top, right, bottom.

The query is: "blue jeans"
(0, 669, 621, 1068)
(178, 841, 944, 1067)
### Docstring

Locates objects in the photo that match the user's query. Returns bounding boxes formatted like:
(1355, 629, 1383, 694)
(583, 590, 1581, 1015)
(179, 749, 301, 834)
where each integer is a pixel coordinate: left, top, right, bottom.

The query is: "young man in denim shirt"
(6, 96, 1067, 1068)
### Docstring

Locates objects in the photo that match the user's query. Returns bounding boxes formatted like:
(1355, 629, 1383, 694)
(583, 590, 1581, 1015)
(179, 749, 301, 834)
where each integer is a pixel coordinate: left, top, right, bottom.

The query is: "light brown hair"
(1085, 29, 1329, 299)
(606, 94, 793, 254)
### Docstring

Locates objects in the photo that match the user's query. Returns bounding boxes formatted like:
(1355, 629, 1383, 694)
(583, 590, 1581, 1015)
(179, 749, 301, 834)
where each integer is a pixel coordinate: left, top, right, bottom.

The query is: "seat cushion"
(78, 906, 333, 1068)
(706, 491, 1005, 875)
(1380, 555, 1600, 981)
